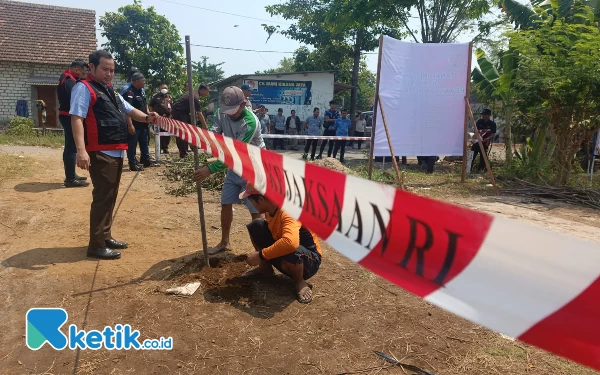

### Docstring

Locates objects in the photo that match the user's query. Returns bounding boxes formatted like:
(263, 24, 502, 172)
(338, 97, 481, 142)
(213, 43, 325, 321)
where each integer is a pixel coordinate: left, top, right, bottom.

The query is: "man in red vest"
(70, 50, 158, 260)
(58, 59, 89, 187)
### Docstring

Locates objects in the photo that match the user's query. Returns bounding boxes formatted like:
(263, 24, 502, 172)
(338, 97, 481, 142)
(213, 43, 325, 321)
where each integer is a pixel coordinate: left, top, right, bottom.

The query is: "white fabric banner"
(374, 36, 470, 157)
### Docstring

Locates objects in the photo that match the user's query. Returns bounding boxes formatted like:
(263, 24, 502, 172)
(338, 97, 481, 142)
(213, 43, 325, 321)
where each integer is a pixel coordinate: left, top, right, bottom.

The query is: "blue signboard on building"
(243, 79, 312, 106)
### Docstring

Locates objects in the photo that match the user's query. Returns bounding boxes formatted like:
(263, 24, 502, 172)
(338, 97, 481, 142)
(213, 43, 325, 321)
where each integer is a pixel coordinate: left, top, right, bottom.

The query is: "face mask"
(160, 89, 168, 95)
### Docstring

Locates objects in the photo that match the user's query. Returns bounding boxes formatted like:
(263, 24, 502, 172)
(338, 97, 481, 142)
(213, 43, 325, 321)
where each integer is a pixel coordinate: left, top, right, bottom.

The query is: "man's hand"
(76, 150, 90, 171)
(147, 111, 159, 123)
(246, 252, 261, 267)
(128, 124, 136, 135)
(193, 166, 211, 183)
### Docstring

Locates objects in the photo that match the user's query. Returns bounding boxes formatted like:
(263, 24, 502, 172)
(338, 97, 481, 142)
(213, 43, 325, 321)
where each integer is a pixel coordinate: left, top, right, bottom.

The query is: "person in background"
(241, 84, 253, 111)
(120, 67, 144, 97)
(353, 112, 366, 150)
(286, 109, 301, 151)
(58, 59, 90, 187)
(273, 108, 286, 150)
(123, 72, 155, 171)
(472, 108, 497, 172)
(332, 108, 351, 164)
(171, 86, 206, 158)
(303, 107, 323, 161)
(257, 105, 270, 135)
(70, 50, 158, 260)
(192, 87, 265, 255)
(148, 83, 173, 154)
(317, 100, 339, 159)
(240, 184, 322, 304)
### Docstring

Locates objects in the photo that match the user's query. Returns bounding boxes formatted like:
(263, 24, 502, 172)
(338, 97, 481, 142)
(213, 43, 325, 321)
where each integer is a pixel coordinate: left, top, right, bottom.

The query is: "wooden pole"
(379, 99, 404, 189)
(368, 34, 384, 180)
(461, 42, 473, 183)
(466, 97, 499, 192)
(185, 36, 211, 266)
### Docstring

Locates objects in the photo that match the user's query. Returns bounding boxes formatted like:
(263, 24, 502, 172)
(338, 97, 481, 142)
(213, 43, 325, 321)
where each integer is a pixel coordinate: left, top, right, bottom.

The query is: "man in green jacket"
(193, 86, 265, 254)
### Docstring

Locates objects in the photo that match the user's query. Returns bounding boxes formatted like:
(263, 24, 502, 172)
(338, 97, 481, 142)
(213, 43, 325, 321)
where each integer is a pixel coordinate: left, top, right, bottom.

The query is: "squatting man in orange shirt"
(240, 184, 323, 304)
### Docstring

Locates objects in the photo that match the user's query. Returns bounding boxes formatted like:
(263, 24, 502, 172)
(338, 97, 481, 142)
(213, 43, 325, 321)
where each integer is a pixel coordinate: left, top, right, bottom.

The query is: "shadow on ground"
(14, 182, 64, 193)
(1, 246, 91, 270)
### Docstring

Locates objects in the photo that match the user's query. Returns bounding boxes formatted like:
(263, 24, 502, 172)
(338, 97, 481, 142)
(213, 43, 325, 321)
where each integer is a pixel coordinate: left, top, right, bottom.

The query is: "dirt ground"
(1, 147, 599, 375)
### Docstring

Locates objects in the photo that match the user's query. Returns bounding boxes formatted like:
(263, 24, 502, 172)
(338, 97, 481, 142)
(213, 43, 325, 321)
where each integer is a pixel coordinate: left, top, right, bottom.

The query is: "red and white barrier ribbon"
(155, 116, 600, 371)
(262, 134, 371, 141)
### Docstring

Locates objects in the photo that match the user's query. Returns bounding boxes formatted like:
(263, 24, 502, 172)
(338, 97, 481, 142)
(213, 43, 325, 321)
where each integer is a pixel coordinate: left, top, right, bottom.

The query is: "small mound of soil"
(310, 157, 355, 175)
(169, 254, 250, 286)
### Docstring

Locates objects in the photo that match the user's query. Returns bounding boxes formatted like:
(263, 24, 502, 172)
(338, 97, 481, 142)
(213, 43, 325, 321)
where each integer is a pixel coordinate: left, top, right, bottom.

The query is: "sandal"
(297, 286, 313, 304)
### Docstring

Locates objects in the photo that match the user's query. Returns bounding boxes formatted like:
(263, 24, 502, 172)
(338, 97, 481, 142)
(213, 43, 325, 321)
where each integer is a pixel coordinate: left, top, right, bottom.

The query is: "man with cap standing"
(472, 108, 497, 172)
(58, 58, 89, 187)
(70, 50, 159, 260)
(124, 72, 154, 171)
(192, 86, 265, 255)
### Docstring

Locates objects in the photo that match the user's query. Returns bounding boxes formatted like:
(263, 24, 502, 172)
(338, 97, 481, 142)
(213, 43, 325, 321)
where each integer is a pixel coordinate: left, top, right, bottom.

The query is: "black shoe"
(75, 175, 88, 181)
(316, 155, 322, 160)
(64, 179, 90, 188)
(105, 238, 128, 249)
(143, 161, 160, 168)
(129, 164, 144, 172)
(87, 247, 121, 260)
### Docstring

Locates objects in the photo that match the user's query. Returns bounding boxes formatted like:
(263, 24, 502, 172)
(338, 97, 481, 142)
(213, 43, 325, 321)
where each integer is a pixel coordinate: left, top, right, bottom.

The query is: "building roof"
(209, 71, 336, 88)
(0, 0, 97, 65)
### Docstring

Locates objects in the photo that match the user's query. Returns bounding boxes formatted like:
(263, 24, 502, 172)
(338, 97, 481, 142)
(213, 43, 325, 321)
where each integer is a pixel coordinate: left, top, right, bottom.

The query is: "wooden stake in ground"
(378, 97, 404, 189)
(461, 42, 473, 183)
(368, 35, 384, 180)
(465, 97, 498, 193)
(185, 36, 211, 266)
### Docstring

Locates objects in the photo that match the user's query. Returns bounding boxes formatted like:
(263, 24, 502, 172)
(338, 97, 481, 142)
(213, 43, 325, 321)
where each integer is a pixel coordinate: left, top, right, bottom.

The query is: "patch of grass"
(349, 159, 497, 199)
(0, 133, 64, 148)
(0, 154, 35, 186)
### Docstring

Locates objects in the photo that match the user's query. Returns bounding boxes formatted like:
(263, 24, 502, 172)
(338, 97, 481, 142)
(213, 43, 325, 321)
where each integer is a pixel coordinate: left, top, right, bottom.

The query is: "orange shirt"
(261, 209, 323, 260)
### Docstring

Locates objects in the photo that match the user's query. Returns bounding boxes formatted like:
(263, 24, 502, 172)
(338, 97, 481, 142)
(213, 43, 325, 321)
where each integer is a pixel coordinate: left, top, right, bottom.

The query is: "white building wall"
(247, 72, 334, 121)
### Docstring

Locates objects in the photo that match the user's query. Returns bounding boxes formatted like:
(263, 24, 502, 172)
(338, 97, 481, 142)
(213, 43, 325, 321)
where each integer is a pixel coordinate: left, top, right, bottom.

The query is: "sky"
(22, 0, 483, 78)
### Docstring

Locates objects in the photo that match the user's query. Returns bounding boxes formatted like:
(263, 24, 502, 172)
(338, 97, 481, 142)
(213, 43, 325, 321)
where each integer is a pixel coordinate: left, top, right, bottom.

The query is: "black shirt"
(149, 93, 172, 117)
(476, 119, 497, 134)
(171, 93, 200, 116)
(286, 115, 301, 131)
(124, 86, 147, 127)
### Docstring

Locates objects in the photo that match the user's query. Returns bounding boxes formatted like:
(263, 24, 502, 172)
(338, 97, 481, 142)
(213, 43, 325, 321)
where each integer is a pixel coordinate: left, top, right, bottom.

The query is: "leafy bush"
(6, 116, 35, 136)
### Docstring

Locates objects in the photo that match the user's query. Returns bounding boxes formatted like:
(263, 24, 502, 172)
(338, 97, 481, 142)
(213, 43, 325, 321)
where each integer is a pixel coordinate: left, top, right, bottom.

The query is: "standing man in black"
(472, 108, 497, 172)
(286, 109, 301, 151)
(171, 86, 207, 158)
(124, 72, 155, 171)
(58, 59, 89, 187)
(317, 100, 340, 159)
(148, 83, 173, 154)
(70, 50, 158, 260)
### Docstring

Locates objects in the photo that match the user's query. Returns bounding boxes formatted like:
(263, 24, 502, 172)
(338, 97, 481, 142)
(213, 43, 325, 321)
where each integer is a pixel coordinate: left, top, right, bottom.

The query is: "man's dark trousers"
(60, 115, 76, 182)
(274, 129, 285, 150)
(304, 139, 318, 160)
(318, 130, 336, 158)
(471, 142, 489, 171)
(332, 140, 347, 163)
(88, 152, 123, 249)
(127, 126, 150, 166)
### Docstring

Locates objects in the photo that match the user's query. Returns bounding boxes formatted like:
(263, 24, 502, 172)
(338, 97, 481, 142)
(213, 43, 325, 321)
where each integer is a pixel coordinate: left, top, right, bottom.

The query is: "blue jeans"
(127, 125, 150, 166)
(60, 115, 77, 182)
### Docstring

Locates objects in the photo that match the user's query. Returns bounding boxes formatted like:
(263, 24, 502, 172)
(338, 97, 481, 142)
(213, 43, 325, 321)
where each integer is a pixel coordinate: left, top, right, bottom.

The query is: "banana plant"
(472, 48, 518, 164)
(498, 0, 599, 29)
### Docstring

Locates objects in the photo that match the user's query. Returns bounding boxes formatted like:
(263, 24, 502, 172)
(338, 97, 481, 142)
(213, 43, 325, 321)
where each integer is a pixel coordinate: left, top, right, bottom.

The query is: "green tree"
(264, 0, 410, 132)
(499, 0, 599, 30)
(193, 56, 225, 85)
(255, 57, 296, 74)
(99, 1, 185, 92)
(403, 0, 493, 43)
(508, 1, 600, 183)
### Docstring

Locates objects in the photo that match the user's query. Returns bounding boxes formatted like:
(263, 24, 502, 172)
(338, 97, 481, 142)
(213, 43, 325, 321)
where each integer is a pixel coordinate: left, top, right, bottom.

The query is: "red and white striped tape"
(155, 116, 600, 371)
(262, 134, 371, 141)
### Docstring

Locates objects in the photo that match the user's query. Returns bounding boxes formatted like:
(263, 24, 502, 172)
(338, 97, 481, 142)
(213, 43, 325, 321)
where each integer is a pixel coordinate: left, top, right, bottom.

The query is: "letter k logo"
(26, 308, 68, 350)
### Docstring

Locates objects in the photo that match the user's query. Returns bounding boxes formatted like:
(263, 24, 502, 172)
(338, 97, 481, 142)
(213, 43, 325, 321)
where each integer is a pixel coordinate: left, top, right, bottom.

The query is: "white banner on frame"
(374, 36, 470, 157)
